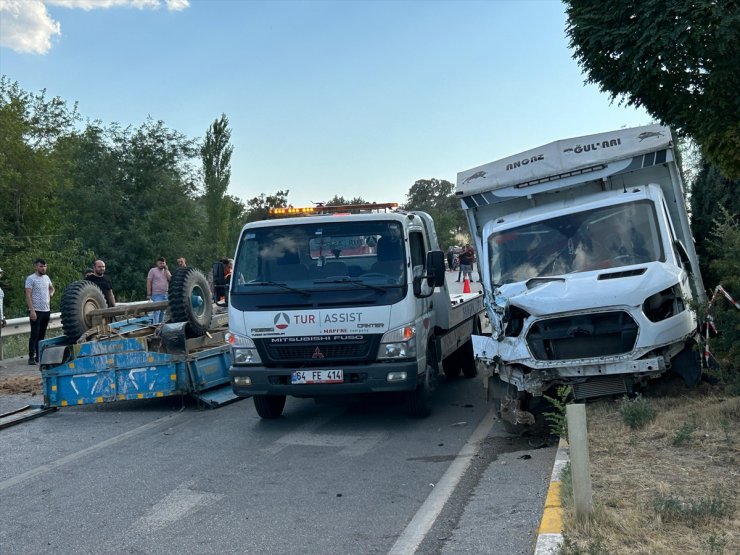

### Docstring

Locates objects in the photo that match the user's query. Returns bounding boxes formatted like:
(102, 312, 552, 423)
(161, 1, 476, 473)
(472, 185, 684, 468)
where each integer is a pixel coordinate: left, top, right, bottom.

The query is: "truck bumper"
(229, 360, 420, 397)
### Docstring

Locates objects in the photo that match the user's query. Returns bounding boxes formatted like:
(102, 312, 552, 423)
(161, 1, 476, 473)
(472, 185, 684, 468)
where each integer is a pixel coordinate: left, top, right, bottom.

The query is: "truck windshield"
(231, 219, 406, 308)
(488, 200, 664, 285)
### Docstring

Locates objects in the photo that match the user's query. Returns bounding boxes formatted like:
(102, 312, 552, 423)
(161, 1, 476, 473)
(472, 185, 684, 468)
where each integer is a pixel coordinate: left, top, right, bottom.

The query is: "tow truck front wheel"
(406, 346, 438, 418)
(254, 395, 286, 419)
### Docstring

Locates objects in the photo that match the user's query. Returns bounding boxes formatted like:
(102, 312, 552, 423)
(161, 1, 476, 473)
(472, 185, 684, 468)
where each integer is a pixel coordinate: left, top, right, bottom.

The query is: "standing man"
(458, 245, 474, 283)
(0, 267, 7, 330)
(146, 257, 171, 324)
(86, 259, 116, 307)
(446, 246, 455, 272)
(176, 257, 187, 268)
(25, 258, 54, 365)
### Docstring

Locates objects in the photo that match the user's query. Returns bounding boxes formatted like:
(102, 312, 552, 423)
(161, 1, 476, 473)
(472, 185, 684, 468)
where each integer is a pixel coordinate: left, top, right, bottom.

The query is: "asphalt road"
(0, 270, 556, 555)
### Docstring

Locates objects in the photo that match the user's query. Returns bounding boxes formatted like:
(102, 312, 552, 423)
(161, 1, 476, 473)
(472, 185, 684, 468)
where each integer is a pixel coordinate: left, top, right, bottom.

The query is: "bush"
(619, 395, 656, 429)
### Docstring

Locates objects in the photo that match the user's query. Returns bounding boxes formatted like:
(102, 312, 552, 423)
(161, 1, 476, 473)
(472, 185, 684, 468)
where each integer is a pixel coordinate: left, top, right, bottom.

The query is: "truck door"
(410, 230, 434, 372)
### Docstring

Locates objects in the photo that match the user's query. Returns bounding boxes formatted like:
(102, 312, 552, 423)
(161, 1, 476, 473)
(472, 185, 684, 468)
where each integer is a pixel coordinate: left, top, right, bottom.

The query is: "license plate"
(291, 369, 344, 384)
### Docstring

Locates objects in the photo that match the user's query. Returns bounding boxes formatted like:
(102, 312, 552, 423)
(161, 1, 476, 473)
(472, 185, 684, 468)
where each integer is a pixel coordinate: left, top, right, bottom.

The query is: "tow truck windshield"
(231, 219, 406, 310)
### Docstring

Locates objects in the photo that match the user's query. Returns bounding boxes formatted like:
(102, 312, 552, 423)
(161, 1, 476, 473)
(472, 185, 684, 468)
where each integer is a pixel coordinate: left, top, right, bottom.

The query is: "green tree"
(690, 160, 740, 287)
(56, 118, 203, 300)
(325, 195, 368, 206)
(403, 178, 467, 249)
(564, 0, 740, 177)
(0, 77, 78, 239)
(201, 114, 233, 257)
(245, 189, 290, 222)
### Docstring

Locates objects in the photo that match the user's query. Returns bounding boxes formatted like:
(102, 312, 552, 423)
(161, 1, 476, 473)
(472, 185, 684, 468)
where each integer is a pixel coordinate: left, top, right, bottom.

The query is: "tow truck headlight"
(227, 332, 262, 365)
(378, 325, 416, 360)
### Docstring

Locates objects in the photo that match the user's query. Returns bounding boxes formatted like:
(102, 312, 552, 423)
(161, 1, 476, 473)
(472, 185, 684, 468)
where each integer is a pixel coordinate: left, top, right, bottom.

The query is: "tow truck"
(227, 202, 485, 418)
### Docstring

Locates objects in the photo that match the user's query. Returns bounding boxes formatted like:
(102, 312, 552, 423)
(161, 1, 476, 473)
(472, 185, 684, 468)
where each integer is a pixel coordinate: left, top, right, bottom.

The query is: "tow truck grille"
(257, 336, 379, 365)
(526, 311, 638, 361)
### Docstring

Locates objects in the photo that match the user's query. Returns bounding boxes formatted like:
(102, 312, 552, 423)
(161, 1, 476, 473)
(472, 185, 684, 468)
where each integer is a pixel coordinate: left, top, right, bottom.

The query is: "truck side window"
(409, 232, 425, 276)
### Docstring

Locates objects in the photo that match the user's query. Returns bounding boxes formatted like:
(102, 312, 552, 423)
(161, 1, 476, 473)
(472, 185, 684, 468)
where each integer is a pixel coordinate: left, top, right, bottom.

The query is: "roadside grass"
(559, 386, 739, 554)
(0, 329, 63, 360)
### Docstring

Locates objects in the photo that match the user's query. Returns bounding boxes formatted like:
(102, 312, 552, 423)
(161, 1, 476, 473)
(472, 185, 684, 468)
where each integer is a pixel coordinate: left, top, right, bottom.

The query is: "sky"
(0, 0, 651, 208)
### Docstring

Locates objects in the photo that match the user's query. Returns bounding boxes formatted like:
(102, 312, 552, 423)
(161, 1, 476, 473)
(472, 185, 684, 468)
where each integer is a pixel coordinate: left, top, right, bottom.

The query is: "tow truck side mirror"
(413, 251, 445, 298)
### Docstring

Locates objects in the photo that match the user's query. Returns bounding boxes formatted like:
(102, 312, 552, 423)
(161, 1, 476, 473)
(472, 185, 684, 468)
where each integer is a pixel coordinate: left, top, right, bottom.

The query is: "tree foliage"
(690, 160, 740, 287)
(0, 78, 286, 316)
(325, 195, 368, 206)
(403, 178, 467, 249)
(564, 0, 740, 177)
(201, 114, 233, 257)
(245, 189, 290, 223)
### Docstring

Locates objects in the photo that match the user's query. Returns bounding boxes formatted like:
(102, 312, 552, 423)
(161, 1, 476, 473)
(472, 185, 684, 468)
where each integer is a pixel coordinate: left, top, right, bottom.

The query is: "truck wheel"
(168, 267, 212, 337)
(670, 344, 702, 386)
(254, 395, 286, 419)
(60, 280, 107, 340)
(461, 316, 480, 379)
(443, 351, 461, 379)
(406, 346, 438, 418)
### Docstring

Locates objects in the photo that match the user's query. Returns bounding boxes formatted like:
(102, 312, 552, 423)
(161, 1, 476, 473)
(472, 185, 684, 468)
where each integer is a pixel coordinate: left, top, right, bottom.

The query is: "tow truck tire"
(460, 316, 480, 379)
(168, 267, 212, 337)
(254, 395, 286, 419)
(60, 280, 107, 340)
(443, 353, 462, 379)
(406, 345, 438, 418)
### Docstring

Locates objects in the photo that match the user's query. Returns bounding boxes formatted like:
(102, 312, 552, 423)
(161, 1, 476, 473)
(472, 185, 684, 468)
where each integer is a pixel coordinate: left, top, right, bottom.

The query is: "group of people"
(7, 256, 190, 366)
(446, 244, 476, 282)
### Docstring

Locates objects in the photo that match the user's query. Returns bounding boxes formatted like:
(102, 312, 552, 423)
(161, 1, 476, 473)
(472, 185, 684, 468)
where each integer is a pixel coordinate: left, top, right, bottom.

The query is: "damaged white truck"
(456, 124, 705, 432)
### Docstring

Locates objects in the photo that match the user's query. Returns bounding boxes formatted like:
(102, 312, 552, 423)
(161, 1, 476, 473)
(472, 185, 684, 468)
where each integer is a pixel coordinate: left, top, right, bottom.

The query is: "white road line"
(388, 407, 498, 555)
(129, 481, 223, 535)
(0, 412, 185, 493)
(262, 408, 386, 456)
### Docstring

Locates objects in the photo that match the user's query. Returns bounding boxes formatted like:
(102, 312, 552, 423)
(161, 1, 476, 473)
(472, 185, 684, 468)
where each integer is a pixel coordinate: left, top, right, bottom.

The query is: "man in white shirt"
(25, 258, 55, 365)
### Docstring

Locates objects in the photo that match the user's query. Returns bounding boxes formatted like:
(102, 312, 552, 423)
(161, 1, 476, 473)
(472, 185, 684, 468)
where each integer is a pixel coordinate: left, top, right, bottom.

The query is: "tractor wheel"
(60, 280, 107, 340)
(168, 267, 212, 337)
(254, 395, 286, 419)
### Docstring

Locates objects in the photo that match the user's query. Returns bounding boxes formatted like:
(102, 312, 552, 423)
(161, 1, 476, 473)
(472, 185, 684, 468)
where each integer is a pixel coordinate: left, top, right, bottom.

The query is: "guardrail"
(0, 301, 150, 359)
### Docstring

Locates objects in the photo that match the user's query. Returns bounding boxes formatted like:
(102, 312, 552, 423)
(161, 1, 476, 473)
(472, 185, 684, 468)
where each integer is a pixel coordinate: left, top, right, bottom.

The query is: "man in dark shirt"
(85, 259, 115, 307)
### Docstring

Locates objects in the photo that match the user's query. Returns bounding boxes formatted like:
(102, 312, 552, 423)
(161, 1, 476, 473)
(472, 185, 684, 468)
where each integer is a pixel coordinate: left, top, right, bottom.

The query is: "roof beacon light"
(269, 202, 398, 218)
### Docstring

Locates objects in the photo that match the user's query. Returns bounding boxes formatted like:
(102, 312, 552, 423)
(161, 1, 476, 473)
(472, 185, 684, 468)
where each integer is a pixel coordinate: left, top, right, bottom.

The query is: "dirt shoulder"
(561, 381, 739, 554)
(0, 356, 43, 394)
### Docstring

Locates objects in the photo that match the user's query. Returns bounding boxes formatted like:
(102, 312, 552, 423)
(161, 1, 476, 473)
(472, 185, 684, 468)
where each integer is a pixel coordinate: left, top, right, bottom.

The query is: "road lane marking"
(129, 481, 223, 535)
(0, 412, 186, 493)
(388, 407, 497, 555)
(262, 408, 388, 456)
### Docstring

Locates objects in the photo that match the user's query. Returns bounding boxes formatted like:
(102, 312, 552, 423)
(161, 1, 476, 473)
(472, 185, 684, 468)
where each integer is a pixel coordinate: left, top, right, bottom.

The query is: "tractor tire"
(254, 395, 286, 419)
(168, 267, 212, 337)
(60, 280, 107, 340)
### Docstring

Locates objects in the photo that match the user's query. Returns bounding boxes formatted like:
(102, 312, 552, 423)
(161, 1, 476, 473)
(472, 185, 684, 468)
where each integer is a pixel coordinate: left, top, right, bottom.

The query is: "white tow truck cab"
(227, 203, 484, 418)
(456, 124, 705, 431)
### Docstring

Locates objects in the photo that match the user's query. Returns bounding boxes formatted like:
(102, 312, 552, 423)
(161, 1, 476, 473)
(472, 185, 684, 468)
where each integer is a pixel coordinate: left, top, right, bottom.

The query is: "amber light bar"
(269, 202, 399, 217)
